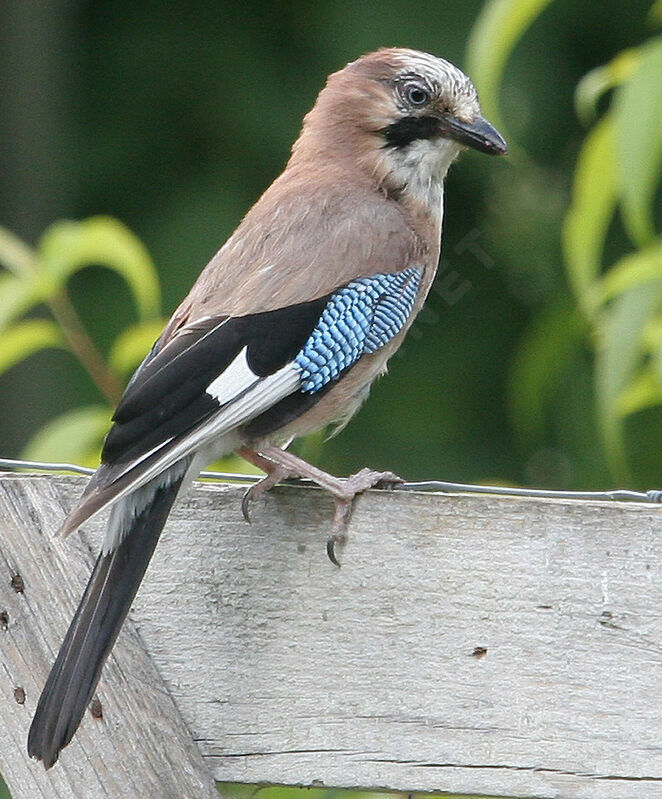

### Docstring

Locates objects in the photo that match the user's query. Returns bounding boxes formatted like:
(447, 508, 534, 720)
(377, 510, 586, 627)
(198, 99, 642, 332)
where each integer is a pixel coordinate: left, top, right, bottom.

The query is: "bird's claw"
(326, 532, 343, 567)
(241, 488, 254, 523)
(324, 469, 403, 566)
(241, 464, 293, 524)
(325, 496, 353, 566)
(369, 470, 405, 491)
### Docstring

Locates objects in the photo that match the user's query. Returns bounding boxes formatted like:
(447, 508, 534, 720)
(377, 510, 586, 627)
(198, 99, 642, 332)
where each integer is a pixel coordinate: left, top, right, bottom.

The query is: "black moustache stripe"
(380, 115, 439, 148)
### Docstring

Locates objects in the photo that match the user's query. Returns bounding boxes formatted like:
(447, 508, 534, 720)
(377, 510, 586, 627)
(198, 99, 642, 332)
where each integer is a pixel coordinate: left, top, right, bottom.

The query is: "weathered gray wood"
(2, 472, 662, 799)
(0, 473, 218, 799)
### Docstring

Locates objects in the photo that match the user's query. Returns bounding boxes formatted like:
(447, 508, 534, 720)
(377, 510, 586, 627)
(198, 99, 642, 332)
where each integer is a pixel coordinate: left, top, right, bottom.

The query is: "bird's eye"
(403, 83, 430, 107)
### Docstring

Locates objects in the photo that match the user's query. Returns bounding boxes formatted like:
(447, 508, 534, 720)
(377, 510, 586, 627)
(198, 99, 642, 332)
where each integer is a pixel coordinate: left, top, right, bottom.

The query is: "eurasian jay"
(28, 47, 506, 767)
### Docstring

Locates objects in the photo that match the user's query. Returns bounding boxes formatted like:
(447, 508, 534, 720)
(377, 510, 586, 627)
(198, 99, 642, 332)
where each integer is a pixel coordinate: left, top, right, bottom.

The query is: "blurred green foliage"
(0, 216, 163, 465)
(472, 0, 662, 488)
(468, 0, 662, 483)
(466, 0, 556, 160)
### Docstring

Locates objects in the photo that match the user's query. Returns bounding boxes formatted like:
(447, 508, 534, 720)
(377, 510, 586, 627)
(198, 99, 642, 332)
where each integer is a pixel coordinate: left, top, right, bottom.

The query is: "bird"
(28, 47, 507, 768)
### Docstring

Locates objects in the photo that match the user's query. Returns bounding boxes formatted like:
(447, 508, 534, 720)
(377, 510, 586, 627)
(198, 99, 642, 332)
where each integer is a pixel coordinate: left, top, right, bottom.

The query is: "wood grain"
(1, 471, 662, 799)
(0, 473, 217, 799)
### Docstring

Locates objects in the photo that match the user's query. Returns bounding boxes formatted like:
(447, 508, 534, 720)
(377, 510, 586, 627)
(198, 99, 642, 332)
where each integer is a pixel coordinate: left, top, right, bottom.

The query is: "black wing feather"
(103, 297, 329, 467)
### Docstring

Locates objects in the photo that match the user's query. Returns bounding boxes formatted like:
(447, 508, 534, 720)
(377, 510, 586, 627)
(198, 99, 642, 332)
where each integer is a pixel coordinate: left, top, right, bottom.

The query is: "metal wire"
(0, 457, 262, 483)
(1, 456, 661, 503)
(0, 458, 96, 476)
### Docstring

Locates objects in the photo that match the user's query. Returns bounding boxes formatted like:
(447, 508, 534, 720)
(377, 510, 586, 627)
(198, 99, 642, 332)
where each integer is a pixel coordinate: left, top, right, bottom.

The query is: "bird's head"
(291, 48, 506, 202)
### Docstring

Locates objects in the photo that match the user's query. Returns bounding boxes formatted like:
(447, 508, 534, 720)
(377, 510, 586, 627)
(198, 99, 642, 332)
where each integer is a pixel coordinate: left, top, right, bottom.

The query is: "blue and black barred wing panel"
(245, 266, 422, 436)
(294, 267, 421, 391)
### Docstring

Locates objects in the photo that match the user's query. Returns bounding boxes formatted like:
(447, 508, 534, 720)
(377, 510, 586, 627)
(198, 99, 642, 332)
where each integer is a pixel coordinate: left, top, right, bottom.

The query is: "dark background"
(0, 0, 656, 488)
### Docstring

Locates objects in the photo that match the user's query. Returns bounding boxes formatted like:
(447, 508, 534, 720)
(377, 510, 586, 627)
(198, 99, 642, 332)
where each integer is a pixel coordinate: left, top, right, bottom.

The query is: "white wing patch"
(183, 363, 301, 453)
(91, 363, 302, 516)
(206, 346, 259, 405)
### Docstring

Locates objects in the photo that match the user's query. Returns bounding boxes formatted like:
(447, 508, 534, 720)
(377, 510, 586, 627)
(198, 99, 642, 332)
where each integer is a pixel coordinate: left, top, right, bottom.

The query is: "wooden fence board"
(0, 473, 217, 799)
(1, 472, 661, 798)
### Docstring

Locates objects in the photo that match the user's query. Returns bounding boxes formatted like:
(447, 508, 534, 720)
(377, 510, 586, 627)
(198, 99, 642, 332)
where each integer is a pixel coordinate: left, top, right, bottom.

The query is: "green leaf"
(618, 370, 662, 416)
(22, 405, 112, 468)
(465, 0, 555, 154)
(0, 320, 64, 376)
(0, 225, 36, 277)
(595, 282, 662, 479)
(108, 318, 166, 376)
(649, 0, 662, 26)
(643, 315, 662, 351)
(574, 48, 639, 127)
(599, 243, 662, 302)
(648, 313, 662, 394)
(613, 36, 662, 246)
(37, 216, 161, 320)
(0, 273, 46, 332)
(508, 297, 583, 443)
(562, 114, 618, 318)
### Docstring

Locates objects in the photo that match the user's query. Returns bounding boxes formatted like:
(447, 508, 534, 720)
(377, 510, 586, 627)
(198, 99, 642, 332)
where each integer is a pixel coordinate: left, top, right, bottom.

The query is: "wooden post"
(1, 471, 661, 799)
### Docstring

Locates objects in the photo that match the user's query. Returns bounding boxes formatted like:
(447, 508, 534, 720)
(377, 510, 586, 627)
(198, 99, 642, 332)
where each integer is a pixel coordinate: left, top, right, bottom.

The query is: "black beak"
(441, 114, 507, 156)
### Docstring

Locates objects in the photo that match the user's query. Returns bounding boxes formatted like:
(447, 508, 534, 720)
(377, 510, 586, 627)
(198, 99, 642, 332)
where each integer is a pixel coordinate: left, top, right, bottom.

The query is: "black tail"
(28, 475, 184, 768)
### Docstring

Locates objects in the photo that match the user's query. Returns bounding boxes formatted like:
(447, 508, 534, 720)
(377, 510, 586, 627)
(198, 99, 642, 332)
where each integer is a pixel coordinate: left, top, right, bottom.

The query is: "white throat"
(381, 137, 460, 219)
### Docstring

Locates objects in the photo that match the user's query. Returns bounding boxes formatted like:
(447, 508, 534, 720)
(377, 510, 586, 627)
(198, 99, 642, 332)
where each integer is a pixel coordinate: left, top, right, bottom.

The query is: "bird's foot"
(238, 446, 403, 565)
(241, 462, 297, 523)
(320, 467, 404, 565)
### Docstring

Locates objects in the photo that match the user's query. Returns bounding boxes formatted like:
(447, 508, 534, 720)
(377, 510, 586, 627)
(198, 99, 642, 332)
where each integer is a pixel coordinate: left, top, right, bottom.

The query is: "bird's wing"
(61, 266, 423, 538)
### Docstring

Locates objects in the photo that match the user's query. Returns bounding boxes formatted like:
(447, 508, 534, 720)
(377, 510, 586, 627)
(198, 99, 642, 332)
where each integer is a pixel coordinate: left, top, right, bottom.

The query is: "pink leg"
(237, 445, 403, 564)
(237, 447, 298, 523)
